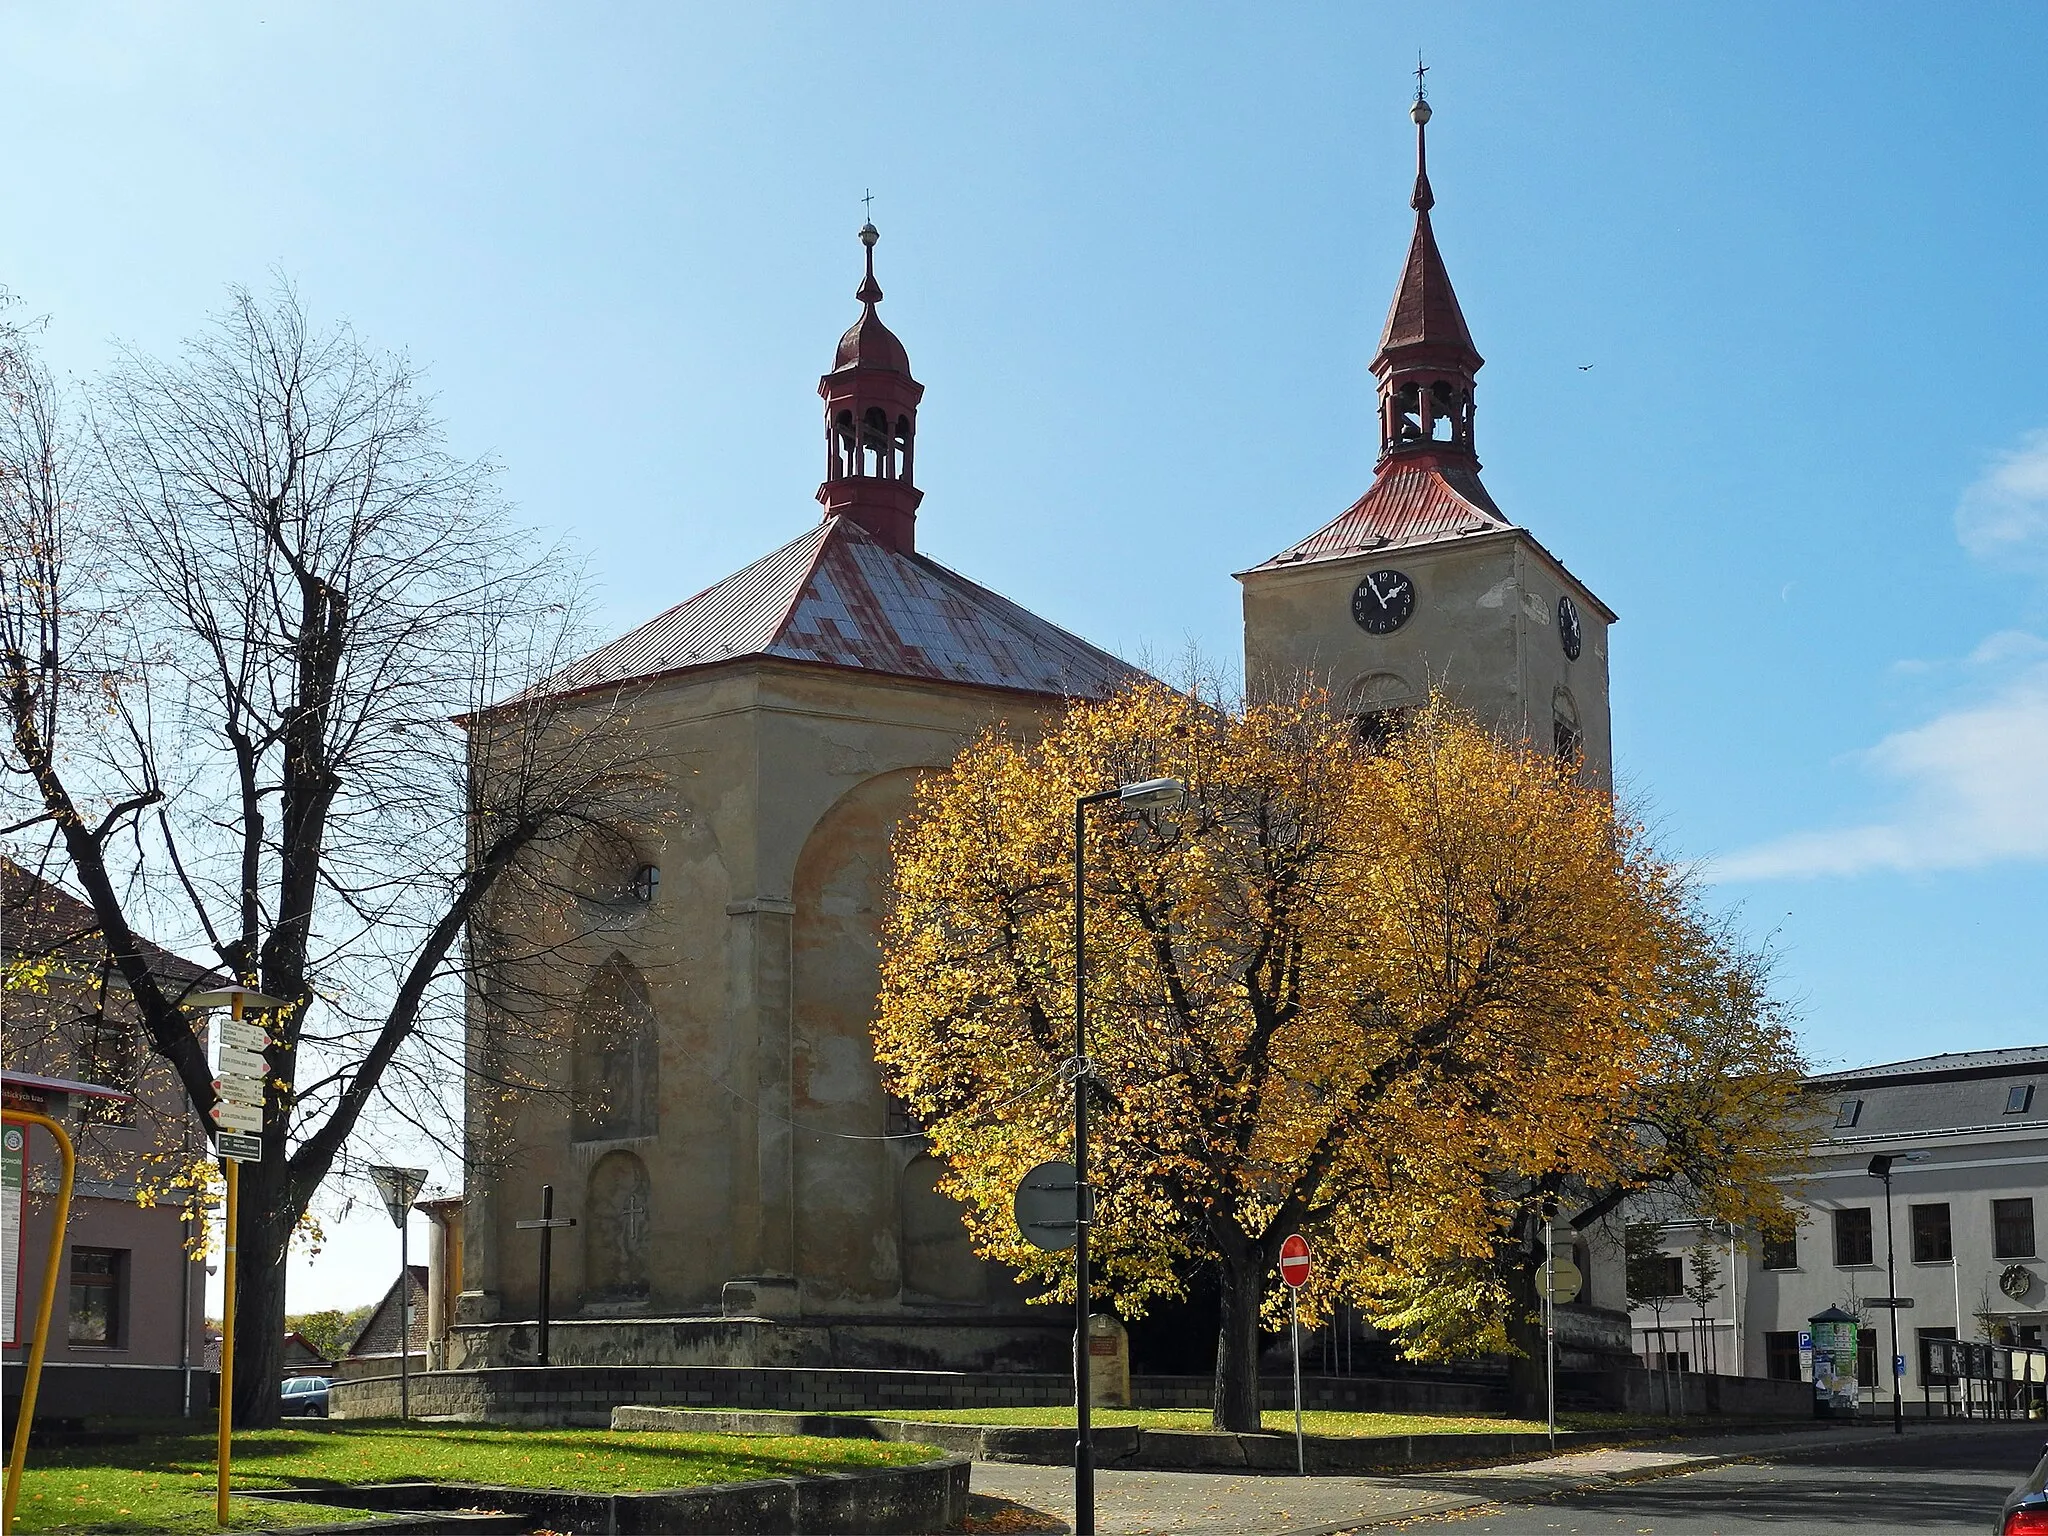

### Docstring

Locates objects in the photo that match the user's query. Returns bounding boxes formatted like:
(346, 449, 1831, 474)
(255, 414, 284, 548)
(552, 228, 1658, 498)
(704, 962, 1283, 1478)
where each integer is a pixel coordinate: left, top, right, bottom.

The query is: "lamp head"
(1867, 1154, 1894, 1178)
(1117, 777, 1185, 807)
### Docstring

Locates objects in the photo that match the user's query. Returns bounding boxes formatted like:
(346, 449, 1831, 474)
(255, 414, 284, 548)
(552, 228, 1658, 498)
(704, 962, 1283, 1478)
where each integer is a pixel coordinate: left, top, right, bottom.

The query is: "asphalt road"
(1411, 1423, 2045, 1535)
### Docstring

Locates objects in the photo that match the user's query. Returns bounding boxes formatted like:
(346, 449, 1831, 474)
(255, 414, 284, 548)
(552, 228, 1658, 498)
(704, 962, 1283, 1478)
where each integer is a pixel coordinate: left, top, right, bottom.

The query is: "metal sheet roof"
(540, 517, 1136, 701)
(1247, 460, 1511, 572)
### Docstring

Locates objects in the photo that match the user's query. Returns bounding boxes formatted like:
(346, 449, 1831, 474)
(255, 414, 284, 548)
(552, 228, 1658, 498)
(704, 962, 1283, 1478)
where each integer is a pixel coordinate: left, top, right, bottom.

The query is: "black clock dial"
(1351, 569, 1415, 635)
(1557, 595, 1583, 660)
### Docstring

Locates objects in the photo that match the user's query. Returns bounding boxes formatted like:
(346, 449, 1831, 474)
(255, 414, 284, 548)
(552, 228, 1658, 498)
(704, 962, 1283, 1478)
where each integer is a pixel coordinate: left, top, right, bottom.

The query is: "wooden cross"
(514, 1184, 576, 1367)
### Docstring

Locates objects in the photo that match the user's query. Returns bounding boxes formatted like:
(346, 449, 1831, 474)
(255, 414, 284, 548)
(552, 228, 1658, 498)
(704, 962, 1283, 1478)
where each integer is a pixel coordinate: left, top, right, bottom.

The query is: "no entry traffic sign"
(1278, 1233, 1311, 1288)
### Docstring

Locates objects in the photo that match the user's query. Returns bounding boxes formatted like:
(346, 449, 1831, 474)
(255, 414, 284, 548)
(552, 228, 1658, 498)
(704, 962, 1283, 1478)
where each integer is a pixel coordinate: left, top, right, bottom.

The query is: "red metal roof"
(1378, 209, 1481, 368)
(541, 517, 1137, 701)
(1247, 457, 1510, 572)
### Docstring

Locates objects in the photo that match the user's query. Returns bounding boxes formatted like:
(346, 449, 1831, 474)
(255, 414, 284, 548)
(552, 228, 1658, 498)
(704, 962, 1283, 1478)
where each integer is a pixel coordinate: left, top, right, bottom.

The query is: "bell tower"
(1374, 91, 1484, 469)
(817, 222, 925, 554)
(1238, 83, 1618, 787)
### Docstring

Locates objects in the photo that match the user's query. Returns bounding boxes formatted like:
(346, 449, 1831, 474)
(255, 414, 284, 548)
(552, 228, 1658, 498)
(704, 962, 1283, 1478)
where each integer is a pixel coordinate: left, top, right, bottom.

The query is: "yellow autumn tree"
(875, 680, 1725, 1430)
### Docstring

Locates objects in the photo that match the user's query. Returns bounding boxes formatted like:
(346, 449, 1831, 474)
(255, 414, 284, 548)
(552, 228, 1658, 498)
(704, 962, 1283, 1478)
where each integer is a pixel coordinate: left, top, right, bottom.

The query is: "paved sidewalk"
(965, 1424, 1913, 1535)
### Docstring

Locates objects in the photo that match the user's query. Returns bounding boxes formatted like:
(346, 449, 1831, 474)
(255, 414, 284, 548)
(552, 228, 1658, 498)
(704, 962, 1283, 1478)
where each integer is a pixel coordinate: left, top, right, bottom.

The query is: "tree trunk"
(1212, 1251, 1265, 1432)
(1503, 1256, 1546, 1421)
(229, 1160, 295, 1428)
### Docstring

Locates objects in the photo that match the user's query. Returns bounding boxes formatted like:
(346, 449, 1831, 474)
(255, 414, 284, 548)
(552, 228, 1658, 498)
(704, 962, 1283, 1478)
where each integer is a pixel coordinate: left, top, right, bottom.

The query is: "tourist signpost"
(1279, 1234, 1311, 1474)
(186, 984, 288, 1525)
(368, 1164, 429, 1420)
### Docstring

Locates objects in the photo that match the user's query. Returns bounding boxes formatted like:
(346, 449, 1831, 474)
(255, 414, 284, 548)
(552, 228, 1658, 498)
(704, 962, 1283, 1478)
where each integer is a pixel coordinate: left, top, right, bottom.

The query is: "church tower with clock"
(1239, 89, 1616, 786)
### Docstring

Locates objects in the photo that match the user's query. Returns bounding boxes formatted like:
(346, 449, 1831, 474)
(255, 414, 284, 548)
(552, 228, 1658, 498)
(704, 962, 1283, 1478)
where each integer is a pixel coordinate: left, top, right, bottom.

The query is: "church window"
(861, 406, 892, 478)
(571, 955, 658, 1142)
(832, 408, 856, 479)
(630, 864, 659, 905)
(1391, 382, 1423, 443)
(1553, 688, 1583, 762)
(1429, 380, 1459, 441)
(1347, 671, 1417, 754)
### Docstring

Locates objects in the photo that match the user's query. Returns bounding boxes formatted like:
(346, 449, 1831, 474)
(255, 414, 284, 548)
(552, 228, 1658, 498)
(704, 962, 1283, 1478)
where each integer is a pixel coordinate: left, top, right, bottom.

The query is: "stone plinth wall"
(241, 1457, 972, 1536)
(445, 1315, 1068, 1374)
(332, 1365, 1504, 1425)
(1561, 1368, 1810, 1418)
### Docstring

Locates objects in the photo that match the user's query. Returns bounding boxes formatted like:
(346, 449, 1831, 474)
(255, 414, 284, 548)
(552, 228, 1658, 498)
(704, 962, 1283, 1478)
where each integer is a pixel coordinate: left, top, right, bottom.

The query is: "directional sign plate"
(217, 1046, 267, 1080)
(217, 1019, 269, 1054)
(1278, 1233, 1312, 1288)
(209, 1101, 263, 1133)
(217, 1132, 264, 1162)
(212, 1073, 265, 1105)
(1013, 1161, 1080, 1252)
(1867, 1296, 1916, 1309)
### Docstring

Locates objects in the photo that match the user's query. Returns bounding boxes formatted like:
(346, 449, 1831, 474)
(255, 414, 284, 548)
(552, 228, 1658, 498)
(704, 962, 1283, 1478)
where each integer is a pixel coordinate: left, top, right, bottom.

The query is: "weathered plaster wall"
(466, 659, 1058, 1332)
(1238, 529, 1614, 788)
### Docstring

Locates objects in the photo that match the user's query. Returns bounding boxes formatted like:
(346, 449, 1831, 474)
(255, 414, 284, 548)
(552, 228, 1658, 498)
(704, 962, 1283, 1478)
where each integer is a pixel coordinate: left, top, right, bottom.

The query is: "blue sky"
(7, 3, 2046, 1306)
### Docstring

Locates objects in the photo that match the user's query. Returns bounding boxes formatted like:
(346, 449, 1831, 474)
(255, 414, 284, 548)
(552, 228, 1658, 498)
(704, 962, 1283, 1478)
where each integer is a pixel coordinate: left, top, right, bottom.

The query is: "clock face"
(1352, 569, 1415, 635)
(1557, 595, 1583, 661)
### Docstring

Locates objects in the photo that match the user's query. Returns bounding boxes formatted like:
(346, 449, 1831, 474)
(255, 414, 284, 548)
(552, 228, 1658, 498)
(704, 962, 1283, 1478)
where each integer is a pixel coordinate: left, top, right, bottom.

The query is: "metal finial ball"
(1410, 98, 1432, 127)
(858, 222, 879, 248)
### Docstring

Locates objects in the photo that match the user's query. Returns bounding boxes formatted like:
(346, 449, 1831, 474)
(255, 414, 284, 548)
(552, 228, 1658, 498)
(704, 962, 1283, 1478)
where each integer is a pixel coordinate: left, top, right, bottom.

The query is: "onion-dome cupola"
(817, 222, 925, 554)
(1373, 87, 1485, 471)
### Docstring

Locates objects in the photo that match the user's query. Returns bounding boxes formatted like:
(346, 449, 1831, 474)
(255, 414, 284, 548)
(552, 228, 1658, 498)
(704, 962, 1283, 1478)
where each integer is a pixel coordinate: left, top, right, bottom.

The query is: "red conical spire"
(818, 220, 925, 552)
(1372, 84, 1484, 469)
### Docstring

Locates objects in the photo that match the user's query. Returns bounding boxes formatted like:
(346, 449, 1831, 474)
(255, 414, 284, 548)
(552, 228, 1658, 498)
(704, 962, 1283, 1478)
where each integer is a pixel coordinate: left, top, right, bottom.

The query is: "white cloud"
(1714, 658, 2048, 881)
(1714, 426, 2048, 882)
(1957, 428, 2048, 569)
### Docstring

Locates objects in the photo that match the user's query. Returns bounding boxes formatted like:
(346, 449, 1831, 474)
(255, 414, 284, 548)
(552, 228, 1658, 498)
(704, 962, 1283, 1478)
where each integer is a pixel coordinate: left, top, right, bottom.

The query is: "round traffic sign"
(1278, 1233, 1311, 1288)
(1543, 1259, 1584, 1305)
(1013, 1161, 1081, 1252)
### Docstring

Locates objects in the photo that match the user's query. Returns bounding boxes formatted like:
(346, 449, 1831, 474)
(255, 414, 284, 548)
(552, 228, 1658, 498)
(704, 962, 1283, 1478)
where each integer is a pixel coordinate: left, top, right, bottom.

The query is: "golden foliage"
(875, 682, 1804, 1411)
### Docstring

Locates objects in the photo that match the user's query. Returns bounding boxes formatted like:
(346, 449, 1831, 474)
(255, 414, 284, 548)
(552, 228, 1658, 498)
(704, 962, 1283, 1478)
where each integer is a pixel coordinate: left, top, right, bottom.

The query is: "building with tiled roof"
(458, 222, 1135, 1372)
(1239, 89, 1617, 786)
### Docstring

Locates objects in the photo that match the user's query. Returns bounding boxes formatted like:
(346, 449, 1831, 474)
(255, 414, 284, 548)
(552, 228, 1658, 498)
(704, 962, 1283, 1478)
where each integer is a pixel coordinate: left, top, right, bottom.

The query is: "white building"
(1628, 1047, 2047, 1411)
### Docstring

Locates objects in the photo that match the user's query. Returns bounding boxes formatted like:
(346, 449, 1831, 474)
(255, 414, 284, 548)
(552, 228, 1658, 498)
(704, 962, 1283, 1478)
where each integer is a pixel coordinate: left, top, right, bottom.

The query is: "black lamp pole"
(1070, 778, 1182, 1536)
(1869, 1155, 1904, 1435)
(1072, 787, 1117, 1536)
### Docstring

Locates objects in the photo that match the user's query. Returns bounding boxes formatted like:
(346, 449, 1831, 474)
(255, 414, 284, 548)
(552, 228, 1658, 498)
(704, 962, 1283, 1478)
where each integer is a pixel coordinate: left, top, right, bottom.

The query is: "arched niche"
(1552, 686, 1583, 762)
(572, 954, 658, 1142)
(900, 1155, 985, 1303)
(583, 1149, 652, 1304)
(791, 766, 929, 1304)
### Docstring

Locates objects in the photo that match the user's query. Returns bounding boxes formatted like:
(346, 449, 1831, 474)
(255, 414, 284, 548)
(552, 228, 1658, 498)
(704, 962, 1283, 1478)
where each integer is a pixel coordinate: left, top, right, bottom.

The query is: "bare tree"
(1, 283, 651, 1424)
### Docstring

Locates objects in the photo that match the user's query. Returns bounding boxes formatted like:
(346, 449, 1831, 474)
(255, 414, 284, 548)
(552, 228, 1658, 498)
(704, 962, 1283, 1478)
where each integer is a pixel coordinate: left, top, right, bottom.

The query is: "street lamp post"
(1868, 1154, 1905, 1435)
(1072, 776, 1182, 1536)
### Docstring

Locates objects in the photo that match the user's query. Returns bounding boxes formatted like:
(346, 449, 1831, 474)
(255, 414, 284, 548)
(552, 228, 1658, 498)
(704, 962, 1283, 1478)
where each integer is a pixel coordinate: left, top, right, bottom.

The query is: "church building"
(454, 89, 1624, 1372)
(458, 222, 1135, 1371)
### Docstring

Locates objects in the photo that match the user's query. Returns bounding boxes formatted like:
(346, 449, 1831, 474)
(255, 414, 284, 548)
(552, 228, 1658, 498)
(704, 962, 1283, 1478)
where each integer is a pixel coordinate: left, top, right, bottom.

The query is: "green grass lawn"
(817, 1406, 1565, 1436)
(12, 1421, 943, 1534)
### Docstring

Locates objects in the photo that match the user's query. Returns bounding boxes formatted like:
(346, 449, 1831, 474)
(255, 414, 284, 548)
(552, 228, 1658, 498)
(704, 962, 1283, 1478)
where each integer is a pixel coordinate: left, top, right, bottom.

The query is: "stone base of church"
(445, 1311, 1070, 1375)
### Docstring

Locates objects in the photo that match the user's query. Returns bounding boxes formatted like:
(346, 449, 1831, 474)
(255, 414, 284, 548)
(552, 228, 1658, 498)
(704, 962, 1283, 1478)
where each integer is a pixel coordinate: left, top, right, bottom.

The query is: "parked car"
(279, 1376, 331, 1418)
(2000, 1441, 2048, 1533)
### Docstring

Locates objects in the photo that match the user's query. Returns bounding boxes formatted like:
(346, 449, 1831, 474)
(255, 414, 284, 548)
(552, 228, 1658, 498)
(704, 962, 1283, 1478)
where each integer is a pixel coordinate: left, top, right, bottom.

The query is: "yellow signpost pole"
(215, 1152, 237, 1523)
(3, 1110, 76, 1533)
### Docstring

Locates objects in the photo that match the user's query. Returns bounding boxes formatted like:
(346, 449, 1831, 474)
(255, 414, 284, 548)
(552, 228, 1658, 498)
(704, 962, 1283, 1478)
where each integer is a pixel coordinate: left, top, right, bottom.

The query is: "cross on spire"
(1414, 53, 1428, 101)
(862, 188, 874, 222)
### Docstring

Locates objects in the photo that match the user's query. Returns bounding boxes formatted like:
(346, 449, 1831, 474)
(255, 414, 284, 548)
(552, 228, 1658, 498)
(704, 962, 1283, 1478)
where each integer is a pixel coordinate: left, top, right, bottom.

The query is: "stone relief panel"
(792, 767, 928, 1306)
(900, 1155, 986, 1303)
(583, 1149, 652, 1304)
(572, 954, 658, 1142)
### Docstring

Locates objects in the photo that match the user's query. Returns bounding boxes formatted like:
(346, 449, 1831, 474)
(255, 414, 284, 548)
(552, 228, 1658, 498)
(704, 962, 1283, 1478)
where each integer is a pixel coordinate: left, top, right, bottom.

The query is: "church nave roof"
(539, 515, 1138, 702)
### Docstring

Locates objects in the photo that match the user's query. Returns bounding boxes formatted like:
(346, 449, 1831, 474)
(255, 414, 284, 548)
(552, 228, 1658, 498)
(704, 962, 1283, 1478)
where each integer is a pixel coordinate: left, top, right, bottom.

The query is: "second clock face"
(1352, 569, 1415, 635)
(1557, 595, 1583, 660)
